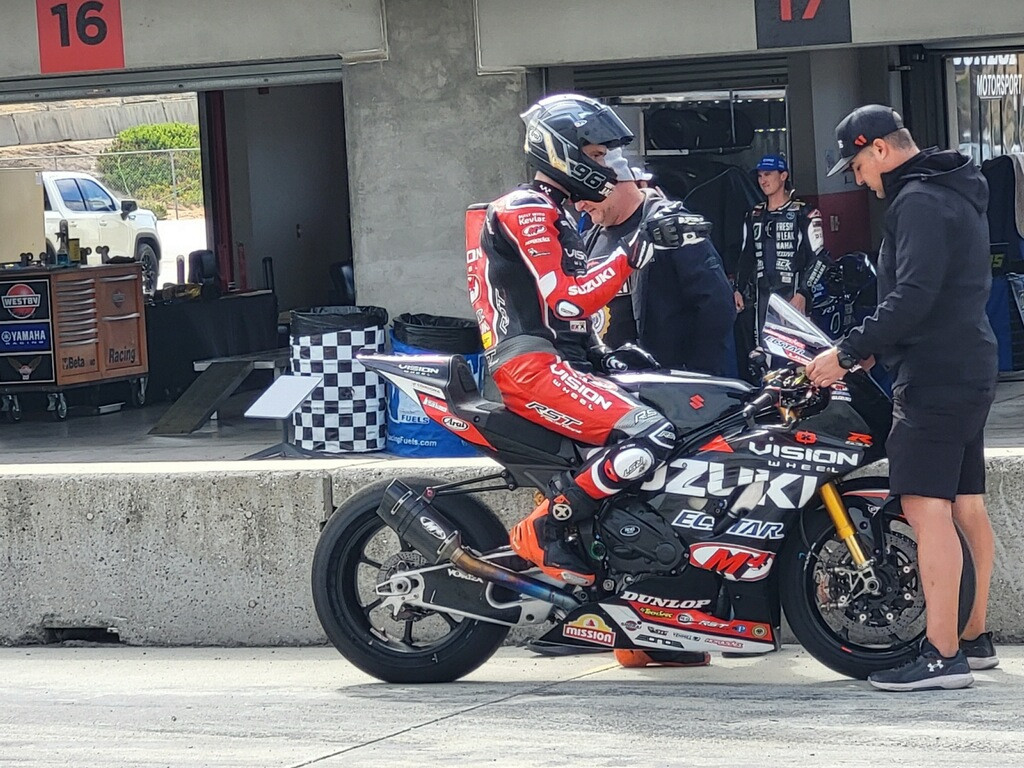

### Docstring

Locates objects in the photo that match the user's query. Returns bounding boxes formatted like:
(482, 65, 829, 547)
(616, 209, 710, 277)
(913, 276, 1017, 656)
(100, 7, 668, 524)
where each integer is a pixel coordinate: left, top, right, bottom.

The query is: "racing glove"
(601, 343, 661, 373)
(627, 204, 713, 269)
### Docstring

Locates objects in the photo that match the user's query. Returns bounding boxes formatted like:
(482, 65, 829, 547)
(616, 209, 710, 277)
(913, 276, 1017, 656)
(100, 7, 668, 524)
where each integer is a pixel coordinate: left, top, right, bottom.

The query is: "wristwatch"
(836, 347, 858, 370)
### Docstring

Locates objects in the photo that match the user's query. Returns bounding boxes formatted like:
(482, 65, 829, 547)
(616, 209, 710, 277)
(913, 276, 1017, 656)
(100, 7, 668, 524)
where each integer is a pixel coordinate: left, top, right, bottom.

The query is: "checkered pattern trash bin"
(289, 306, 388, 453)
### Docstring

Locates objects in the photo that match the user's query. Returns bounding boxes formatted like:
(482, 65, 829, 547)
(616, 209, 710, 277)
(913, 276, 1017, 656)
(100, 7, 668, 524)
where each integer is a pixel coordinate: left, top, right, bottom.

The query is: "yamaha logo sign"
(2, 284, 41, 319)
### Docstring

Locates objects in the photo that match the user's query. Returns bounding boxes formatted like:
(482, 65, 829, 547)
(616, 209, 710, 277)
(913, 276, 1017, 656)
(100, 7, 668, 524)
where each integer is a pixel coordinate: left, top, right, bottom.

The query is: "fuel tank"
(612, 370, 752, 436)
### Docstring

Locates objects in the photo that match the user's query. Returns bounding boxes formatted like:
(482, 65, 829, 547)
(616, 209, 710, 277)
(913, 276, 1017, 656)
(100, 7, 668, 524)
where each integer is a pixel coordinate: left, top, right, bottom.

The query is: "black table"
(146, 291, 279, 401)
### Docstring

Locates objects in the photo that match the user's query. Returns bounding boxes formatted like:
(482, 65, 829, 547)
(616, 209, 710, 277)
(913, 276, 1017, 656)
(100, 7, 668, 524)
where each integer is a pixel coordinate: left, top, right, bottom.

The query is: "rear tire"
(780, 501, 975, 680)
(312, 477, 511, 683)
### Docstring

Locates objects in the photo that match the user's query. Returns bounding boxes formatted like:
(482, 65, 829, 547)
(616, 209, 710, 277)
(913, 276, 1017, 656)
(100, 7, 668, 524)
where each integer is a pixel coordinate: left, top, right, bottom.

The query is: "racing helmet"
(521, 94, 634, 202)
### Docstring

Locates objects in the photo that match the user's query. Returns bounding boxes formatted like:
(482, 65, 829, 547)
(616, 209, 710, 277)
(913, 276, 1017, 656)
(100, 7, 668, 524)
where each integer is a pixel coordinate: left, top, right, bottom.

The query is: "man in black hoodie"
(807, 106, 999, 691)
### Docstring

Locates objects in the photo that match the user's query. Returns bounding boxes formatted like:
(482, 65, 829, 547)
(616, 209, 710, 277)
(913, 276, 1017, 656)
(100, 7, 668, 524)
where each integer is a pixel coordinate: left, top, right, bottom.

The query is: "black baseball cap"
(826, 104, 905, 177)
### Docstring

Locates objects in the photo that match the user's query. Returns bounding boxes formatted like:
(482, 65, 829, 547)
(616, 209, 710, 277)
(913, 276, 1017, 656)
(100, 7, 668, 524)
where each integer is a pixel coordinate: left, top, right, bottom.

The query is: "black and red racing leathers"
(735, 195, 830, 345)
(467, 181, 675, 504)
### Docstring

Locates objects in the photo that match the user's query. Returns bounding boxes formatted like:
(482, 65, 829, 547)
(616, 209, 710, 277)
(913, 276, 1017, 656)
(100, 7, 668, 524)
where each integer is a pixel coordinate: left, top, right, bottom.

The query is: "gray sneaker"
(960, 632, 999, 670)
(868, 639, 974, 692)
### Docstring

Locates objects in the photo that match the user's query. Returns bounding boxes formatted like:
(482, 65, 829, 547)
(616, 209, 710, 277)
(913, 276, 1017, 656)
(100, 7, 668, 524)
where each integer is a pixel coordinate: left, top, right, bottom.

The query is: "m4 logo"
(688, 543, 775, 582)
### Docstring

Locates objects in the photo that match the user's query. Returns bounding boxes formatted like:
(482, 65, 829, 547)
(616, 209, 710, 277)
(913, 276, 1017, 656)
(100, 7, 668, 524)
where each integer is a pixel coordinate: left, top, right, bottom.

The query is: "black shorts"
(886, 384, 994, 501)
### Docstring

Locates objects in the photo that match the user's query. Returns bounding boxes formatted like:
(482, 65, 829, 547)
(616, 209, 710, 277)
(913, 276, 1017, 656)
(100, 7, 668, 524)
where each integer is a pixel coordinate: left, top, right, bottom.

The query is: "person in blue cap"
(734, 154, 830, 348)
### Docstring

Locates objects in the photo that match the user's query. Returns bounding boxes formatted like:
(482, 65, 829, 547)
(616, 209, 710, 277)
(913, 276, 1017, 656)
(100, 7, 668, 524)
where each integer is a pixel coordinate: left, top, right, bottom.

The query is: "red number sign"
(779, 0, 822, 21)
(36, 0, 125, 74)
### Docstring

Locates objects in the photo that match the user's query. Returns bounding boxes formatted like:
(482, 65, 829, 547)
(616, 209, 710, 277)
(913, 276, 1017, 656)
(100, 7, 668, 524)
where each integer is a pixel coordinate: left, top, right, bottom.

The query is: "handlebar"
(741, 388, 780, 423)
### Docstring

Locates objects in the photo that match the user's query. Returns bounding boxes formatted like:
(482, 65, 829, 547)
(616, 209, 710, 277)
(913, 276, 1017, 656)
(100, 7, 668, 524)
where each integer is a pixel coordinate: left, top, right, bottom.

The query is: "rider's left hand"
(601, 343, 661, 373)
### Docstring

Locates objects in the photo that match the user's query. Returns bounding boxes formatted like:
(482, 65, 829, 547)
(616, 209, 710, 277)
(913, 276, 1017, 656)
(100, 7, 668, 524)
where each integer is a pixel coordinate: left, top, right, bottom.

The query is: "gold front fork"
(819, 481, 869, 566)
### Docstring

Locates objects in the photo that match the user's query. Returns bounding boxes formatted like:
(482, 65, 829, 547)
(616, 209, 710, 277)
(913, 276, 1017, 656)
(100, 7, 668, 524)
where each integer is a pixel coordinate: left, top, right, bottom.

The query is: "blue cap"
(755, 154, 788, 172)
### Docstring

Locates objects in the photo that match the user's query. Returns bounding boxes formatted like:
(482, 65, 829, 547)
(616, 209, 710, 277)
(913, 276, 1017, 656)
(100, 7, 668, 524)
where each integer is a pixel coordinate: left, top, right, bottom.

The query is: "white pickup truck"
(42, 171, 161, 295)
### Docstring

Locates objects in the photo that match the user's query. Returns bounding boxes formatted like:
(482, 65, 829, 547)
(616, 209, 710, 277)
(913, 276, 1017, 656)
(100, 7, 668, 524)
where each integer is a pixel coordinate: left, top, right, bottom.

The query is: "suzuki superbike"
(311, 295, 975, 683)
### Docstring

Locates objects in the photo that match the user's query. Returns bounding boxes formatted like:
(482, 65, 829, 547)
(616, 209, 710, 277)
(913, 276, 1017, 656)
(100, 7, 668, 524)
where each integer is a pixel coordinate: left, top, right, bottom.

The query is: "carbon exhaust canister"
(376, 480, 462, 565)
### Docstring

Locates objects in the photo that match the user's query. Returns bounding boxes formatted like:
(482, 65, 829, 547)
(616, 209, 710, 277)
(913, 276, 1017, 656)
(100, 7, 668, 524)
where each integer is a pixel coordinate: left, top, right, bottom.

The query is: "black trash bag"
(393, 313, 481, 355)
(290, 305, 388, 337)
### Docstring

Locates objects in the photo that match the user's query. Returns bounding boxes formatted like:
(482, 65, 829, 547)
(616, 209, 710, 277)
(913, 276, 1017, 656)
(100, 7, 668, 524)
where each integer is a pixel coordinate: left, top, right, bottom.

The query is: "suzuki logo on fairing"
(419, 516, 447, 540)
(748, 442, 859, 468)
(666, 459, 819, 510)
(620, 591, 712, 609)
(567, 266, 615, 297)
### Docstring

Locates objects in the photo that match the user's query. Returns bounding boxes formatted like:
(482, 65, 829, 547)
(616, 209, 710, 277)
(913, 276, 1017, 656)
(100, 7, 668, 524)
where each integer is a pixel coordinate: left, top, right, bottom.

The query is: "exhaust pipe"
(376, 481, 580, 612)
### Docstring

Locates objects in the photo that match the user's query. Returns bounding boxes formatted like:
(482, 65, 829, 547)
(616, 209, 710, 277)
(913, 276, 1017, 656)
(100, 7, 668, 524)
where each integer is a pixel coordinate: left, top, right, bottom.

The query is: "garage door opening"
(0, 93, 207, 294)
(609, 88, 788, 276)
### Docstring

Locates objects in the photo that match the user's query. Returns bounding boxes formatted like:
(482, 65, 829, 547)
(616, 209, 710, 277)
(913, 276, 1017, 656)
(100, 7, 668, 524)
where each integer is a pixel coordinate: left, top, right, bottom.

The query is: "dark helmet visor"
(577, 106, 634, 149)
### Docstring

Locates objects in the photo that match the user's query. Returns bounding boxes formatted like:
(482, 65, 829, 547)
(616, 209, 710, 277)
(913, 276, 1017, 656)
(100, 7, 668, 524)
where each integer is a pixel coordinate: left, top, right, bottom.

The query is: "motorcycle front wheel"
(780, 500, 976, 680)
(312, 477, 511, 683)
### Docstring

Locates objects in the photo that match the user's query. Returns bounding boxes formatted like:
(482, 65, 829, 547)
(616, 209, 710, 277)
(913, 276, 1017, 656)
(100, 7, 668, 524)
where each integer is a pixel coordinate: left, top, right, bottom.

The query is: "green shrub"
(97, 123, 202, 200)
(107, 123, 199, 152)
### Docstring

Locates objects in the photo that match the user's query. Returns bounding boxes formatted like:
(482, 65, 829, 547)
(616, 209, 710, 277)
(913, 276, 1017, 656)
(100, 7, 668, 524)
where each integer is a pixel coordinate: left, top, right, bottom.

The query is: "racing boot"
(510, 478, 597, 586)
(614, 649, 711, 668)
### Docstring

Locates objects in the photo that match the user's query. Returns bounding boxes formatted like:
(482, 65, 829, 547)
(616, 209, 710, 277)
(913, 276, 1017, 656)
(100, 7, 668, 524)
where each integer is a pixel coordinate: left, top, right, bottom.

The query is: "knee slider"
(611, 446, 655, 481)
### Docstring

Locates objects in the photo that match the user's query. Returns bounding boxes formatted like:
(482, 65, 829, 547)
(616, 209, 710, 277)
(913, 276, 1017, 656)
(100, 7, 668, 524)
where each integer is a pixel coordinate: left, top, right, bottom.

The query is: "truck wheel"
(136, 243, 159, 296)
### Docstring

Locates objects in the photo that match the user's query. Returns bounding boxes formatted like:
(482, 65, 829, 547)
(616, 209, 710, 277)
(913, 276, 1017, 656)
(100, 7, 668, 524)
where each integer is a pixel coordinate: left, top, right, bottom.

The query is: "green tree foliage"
(97, 123, 202, 217)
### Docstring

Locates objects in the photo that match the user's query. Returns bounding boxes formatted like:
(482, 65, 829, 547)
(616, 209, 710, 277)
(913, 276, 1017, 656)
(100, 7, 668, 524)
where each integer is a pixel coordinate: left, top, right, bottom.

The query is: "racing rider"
(467, 94, 689, 587)
(734, 154, 830, 346)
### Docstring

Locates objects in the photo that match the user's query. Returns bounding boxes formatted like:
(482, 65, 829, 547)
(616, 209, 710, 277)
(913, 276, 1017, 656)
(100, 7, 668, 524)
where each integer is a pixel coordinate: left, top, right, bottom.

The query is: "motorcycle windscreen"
(762, 293, 833, 365)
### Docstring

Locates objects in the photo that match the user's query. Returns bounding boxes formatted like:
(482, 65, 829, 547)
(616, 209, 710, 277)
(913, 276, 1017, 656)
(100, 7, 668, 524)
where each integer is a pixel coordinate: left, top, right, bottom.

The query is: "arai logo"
(442, 416, 468, 432)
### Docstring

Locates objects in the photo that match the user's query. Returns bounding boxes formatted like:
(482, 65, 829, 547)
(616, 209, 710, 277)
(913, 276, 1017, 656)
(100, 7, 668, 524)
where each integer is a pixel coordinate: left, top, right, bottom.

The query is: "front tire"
(312, 477, 511, 683)
(780, 502, 975, 680)
(136, 242, 159, 296)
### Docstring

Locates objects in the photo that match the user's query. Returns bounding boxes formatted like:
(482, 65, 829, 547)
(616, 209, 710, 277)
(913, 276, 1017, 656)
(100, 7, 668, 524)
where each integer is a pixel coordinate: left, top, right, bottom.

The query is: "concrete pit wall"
(2, 455, 1024, 646)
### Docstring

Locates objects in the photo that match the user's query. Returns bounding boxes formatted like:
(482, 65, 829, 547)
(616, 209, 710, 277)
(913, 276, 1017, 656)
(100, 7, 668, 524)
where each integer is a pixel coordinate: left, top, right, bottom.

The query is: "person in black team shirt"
(583, 150, 736, 376)
(807, 105, 999, 691)
(734, 154, 830, 348)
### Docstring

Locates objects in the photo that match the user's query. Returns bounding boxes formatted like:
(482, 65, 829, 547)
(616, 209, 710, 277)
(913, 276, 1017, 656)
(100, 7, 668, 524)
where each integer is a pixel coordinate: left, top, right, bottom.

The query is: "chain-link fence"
(0, 148, 203, 220)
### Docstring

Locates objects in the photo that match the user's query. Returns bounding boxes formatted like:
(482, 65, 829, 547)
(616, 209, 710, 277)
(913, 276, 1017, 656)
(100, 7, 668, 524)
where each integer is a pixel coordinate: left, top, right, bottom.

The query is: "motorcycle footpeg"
(376, 480, 462, 565)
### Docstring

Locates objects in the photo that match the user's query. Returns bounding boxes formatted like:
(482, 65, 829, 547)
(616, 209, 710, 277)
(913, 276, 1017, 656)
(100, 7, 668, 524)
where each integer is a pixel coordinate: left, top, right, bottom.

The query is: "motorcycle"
(311, 295, 975, 683)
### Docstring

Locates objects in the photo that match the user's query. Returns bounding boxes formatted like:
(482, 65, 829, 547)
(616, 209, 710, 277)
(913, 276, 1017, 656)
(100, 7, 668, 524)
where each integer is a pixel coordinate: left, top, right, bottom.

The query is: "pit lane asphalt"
(3, 645, 1022, 767)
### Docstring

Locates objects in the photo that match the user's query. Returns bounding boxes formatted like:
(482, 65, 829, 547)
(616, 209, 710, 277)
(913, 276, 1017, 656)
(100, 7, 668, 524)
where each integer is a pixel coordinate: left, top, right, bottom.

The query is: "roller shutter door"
(571, 54, 788, 98)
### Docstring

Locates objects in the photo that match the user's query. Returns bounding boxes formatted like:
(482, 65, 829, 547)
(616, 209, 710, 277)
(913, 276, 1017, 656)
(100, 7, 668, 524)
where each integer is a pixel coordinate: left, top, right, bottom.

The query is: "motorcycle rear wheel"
(312, 477, 511, 683)
(780, 503, 976, 680)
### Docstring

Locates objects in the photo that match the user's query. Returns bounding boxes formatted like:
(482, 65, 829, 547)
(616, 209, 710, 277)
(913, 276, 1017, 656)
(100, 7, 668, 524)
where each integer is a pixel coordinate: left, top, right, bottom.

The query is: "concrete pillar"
(787, 47, 893, 256)
(343, 0, 528, 320)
